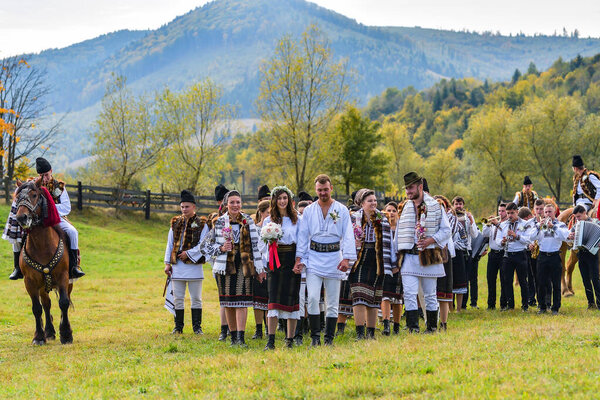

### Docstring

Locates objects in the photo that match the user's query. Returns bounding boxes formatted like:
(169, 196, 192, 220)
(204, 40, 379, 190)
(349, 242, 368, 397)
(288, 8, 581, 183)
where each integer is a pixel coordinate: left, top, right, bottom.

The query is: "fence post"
(77, 181, 83, 211)
(145, 190, 151, 220)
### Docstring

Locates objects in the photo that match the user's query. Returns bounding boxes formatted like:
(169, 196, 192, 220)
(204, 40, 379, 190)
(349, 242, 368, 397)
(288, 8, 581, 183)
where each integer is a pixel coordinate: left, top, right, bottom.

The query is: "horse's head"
(15, 180, 47, 230)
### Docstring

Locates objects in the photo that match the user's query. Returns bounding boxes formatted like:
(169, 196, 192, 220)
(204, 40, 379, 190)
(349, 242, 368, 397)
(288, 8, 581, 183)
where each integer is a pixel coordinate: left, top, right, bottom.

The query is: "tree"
(256, 25, 349, 192)
(325, 106, 388, 195)
(154, 79, 234, 192)
(90, 74, 172, 190)
(0, 56, 61, 200)
(527, 62, 539, 75)
(511, 69, 522, 84)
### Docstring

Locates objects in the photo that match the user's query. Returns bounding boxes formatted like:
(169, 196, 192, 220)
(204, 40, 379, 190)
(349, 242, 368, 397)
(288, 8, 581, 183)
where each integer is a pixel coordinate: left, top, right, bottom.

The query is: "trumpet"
(480, 215, 501, 226)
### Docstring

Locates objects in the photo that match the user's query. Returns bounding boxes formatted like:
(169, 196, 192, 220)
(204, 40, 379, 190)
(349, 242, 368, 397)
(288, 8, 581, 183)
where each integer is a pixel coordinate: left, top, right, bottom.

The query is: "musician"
(495, 202, 536, 311)
(572, 155, 600, 213)
(513, 176, 538, 209)
(535, 203, 569, 314)
(451, 196, 479, 310)
(568, 205, 600, 309)
(481, 203, 508, 310)
(530, 199, 551, 309)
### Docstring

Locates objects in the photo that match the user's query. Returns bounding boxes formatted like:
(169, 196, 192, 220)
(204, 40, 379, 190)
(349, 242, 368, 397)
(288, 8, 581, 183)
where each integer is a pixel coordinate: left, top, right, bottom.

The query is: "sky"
(1, 0, 599, 57)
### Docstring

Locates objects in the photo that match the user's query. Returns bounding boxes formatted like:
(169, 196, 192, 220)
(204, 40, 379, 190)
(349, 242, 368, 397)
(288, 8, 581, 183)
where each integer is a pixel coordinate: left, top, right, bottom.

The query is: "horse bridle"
(15, 183, 48, 227)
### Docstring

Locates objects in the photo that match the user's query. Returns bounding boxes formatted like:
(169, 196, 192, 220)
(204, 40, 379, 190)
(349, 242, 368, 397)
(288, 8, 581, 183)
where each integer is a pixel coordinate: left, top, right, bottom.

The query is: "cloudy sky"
(1, 0, 599, 57)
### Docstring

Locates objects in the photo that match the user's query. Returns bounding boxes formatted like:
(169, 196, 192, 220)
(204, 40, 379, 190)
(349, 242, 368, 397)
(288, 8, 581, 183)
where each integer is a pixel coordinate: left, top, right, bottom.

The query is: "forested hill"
(24, 0, 600, 117)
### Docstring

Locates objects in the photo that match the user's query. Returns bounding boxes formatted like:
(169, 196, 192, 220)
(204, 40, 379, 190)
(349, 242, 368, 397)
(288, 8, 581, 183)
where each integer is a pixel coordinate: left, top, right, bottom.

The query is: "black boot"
(336, 322, 346, 336)
(9, 251, 23, 280)
(366, 327, 376, 339)
(303, 317, 310, 334)
(418, 307, 424, 320)
(425, 310, 438, 334)
(294, 317, 304, 346)
(309, 314, 321, 347)
(264, 334, 276, 350)
(406, 310, 420, 333)
(393, 322, 401, 335)
(218, 325, 228, 341)
(285, 337, 294, 348)
(439, 322, 447, 331)
(355, 325, 365, 340)
(320, 312, 325, 331)
(323, 317, 337, 346)
(230, 331, 238, 346)
(68, 249, 85, 279)
(191, 308, 203, 335)
(252, 324, 263, 339)
(278, 319, 286, 332)
(172, 309, 184, 334)
(382, 319, 390, 336)
(238, 331, 247, 347)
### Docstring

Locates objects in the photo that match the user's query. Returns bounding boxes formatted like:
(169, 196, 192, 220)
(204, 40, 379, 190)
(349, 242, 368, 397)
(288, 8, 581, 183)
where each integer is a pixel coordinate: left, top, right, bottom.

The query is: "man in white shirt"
(482, 203, 508, 310)
(452, 196, 480, 309)
(295, 174, 356, 346)
(572, 155, 600, 213)
(495, 202, 536, 311)
(535, 203, 569, 314)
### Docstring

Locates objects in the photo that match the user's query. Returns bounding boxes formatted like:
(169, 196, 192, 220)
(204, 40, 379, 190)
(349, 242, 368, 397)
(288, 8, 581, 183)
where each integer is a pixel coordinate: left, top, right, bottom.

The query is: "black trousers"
(526, 250, 537, 305)
(501, 251, 529, 309)
(578, 249, 600, 308)
(536, 252, 562, 312)
(487, 250, 505, 309)
(463, 254, 479, 307)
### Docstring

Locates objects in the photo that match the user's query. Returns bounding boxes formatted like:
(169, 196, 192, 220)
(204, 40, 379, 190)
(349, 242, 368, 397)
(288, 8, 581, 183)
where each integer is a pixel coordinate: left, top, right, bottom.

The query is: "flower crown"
(271, 185, 295, 200)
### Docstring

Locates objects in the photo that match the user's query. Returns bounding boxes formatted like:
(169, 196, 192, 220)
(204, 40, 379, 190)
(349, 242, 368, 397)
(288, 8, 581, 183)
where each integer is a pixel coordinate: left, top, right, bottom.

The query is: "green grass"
(1, 205, 600, 399)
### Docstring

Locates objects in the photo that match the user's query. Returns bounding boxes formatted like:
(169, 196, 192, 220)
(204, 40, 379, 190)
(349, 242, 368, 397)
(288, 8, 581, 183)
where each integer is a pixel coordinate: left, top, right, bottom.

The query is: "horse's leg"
(40, 291, 56, 340)
(28, 288, 45, 345)
(560, 245, 569, 296)
(565, 251, 578, 296)
(58, 284, 73, 344)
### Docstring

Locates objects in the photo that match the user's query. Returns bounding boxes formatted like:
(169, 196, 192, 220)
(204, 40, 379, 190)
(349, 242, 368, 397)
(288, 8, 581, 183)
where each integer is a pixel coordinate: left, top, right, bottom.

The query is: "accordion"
(573, 220, 600, 255)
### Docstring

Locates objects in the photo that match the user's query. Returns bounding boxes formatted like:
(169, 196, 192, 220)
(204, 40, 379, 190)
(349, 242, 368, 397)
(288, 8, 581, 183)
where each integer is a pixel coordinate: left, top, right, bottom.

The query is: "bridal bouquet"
(261, 222, 284, 270)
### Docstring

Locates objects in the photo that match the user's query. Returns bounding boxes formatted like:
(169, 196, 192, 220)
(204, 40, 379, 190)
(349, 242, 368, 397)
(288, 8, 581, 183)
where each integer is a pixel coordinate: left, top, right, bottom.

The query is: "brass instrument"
(481, 215, 501, 226)
(531, 241, 540, 259)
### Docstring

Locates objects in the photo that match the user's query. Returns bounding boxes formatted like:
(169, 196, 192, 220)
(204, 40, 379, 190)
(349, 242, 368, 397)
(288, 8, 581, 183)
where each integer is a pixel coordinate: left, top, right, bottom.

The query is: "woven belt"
(277, 244, 296, 252)
(538, 251, 559, 257)
(403, 246, 420, 255)
(362, 242, 375, 249)
(310, 241, 340, 252)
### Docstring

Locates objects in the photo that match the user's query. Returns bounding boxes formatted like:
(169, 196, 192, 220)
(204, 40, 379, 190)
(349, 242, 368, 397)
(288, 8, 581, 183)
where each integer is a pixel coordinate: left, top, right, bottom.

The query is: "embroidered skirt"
(252, 276, 269, 311)
(338, 277, 353, 316)
(216, 248, 253, 308)
(349, 246, 383, 308)
(382, 271, 403, 304)
(452, 249, 468, 294)
(437, 256, 454, 301)
(267, 244, 301, 319)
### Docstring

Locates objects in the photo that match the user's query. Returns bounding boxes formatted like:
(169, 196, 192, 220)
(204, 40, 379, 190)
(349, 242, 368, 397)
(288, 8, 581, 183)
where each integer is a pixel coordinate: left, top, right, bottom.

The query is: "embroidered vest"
(573, 169, 600, 204)
(170, 214, 206, 264)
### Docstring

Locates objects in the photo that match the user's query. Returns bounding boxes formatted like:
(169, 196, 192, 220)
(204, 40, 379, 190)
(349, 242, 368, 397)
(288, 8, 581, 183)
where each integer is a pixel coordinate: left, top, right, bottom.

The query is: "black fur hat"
(572, 155, 584, 168)
(258, 185, 270, 201)
(214, 184, 228, 202)
(180, 190, 196, 204)
(298, 191, 313, 202)
(35, 157, 52, 174)
(523, 176, 532, 185)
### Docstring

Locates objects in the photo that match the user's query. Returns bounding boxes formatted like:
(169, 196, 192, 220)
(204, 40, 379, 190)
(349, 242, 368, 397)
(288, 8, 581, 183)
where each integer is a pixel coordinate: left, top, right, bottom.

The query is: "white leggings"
(59, 220, 78, 249)
(306, 272, 340, 318)
(402, 275, 439, 312)
(172, 280, 203, 310)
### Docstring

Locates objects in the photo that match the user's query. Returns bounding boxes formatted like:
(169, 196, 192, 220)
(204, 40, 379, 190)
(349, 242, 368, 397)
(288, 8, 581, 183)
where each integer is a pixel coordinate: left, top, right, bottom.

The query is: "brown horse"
(15, 179, 73, 345)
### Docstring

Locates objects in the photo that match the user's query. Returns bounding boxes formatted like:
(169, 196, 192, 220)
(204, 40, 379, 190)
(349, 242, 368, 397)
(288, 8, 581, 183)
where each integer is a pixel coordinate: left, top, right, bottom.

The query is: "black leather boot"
(264, 334, 276, 350)
(425, 310, 438, 334)
(323, 317, 337, 346)
(238, 331, 247, 347)
(68, 249, 85, 279)
(294, 317, 304, 346)
(278, 319, 286, 332)
(252, 324, 263, 339)
(191, 308, 203, 335)
(336, 322, 346, 336)
(366, 327, 376, 339)
(218, 325, 228, 341)
(393, 322, 401, 335)
(309, 314, 321, 347)
(320, 311, 325, 330)
(230, 331, 238, 346)
(285, 337, 294, 348)
(382, 319, 390, 336)
(9, 251, 23, 280)
(172, 309, 184, 334)
(439, 322, 447, 331)
(406, 310, 420, 333)
(355, 325, 365, 340)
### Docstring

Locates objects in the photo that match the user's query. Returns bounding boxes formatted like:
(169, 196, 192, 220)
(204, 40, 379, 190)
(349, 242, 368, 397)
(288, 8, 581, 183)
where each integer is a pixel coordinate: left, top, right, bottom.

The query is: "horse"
(14, 179, 73, 345)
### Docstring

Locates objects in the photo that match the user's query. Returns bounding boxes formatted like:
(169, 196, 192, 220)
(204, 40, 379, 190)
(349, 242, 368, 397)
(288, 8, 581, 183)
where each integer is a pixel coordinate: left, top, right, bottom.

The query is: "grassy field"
(1, 205, 600, 399)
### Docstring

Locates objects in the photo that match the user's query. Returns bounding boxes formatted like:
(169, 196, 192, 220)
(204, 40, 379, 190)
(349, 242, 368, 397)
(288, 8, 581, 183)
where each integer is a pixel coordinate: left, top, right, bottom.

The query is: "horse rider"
(7, 157, 85, 280)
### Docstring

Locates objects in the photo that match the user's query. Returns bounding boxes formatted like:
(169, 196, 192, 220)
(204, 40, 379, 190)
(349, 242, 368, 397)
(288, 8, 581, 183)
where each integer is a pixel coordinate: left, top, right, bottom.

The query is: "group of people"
(163, 154, 600, 350)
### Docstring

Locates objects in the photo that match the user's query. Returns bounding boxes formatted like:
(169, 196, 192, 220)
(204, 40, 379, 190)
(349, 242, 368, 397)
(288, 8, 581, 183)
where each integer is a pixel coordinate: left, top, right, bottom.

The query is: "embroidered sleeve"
(295, 208, 310, 262)
(164, 228, 174, 264)
(187, 225, 209, 264)
(432, 211, 451, 247)
(56, 188, 71, 217)
(200, 226, 221, 258)
(247, 218, 265, 273)
(341, 208, 357, 261)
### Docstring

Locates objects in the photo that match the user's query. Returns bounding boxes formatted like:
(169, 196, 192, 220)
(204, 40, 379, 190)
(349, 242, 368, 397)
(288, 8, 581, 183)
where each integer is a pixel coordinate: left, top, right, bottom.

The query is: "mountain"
(16, 0, 600, 165)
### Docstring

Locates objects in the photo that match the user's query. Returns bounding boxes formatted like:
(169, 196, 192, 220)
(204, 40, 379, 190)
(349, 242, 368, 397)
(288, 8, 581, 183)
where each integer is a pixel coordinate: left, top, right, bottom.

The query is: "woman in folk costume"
(201, 190, 266, 346)
(381, 201, 403, 335)
(349, 189, 396, 340)
(250, 199, 271, 340)
(433, 195, 455, 331)
(396, 172, 451, 333)
(164, 190, 209, 334)
(258, 186, 302, 350)
(450, 203, 470, 312)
